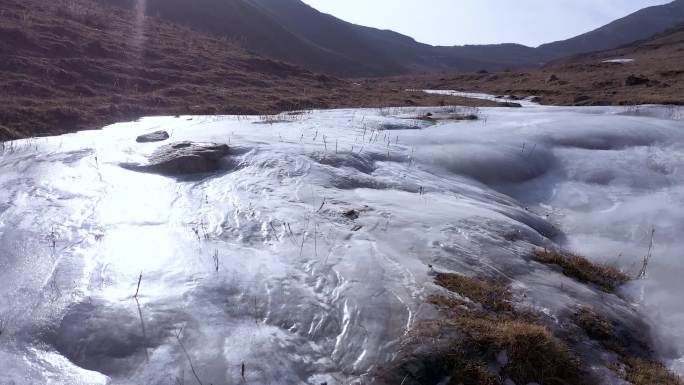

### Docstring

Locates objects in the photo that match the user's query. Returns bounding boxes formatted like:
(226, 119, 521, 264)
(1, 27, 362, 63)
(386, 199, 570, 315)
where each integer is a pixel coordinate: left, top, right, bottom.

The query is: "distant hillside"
(100, 0, 684, 77)
(539, 0, 684, 57)
(101, 0, 397, 77)
(248, 0, 547, 73)
(0, 0, 493, 140)
(387, 23, 684, 106)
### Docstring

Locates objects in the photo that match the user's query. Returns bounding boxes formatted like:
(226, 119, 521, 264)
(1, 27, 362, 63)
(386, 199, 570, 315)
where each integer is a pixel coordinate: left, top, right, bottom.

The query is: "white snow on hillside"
(602, 58, 635, 64)
(0, 101, 683, 384)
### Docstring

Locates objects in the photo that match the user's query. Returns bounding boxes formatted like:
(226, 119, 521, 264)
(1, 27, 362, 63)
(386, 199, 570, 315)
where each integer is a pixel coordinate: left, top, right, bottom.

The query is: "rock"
(529, 96, 542, 103)
(136, 130, 170, 143)
(496, 102, 522, 108)
(625, 75, 650, 86)
(381, 123, 424, 130)
(546, 74, 559, 83)
(497, 350, 509, 366)
(573, 95, 592, 104)
(127, 141, 231, 175)
(343, 208, 360, 220)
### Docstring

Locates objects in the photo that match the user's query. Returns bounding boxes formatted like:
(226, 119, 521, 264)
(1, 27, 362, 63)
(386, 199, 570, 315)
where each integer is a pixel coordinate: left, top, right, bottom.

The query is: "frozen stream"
(0, 102, 683, 384)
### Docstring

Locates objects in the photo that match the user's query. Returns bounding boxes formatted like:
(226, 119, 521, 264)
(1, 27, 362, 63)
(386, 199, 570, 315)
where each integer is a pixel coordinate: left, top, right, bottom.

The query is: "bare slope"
(382, 24, 684, 106)
(539, 0, 684, 57)
(0, 0, 493, 140)
(101, 0, 684, 77)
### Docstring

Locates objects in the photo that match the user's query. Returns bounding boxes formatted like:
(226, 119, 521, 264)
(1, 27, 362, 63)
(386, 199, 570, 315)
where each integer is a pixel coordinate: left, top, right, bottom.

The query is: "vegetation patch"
(622, 356, 683, 385)
(0, 0, 497, 141)
(533, 249, 630, 292)
(433, 272, 512, 312)
(387, 273, 588, 385)
(574, 307, 683, 385)
(454, 317, 583, 385)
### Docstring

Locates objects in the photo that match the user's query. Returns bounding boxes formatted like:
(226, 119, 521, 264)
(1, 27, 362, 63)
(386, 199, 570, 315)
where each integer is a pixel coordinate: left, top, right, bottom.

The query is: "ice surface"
(602, 58, 635, 64)
(422, 89, 541, 107)
(1, 102, 683, 384)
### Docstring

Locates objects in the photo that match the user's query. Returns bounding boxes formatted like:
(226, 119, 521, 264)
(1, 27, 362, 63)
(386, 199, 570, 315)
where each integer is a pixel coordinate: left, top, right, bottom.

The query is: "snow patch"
(602, 58, 635, 64)
(1, 102, 683, 383)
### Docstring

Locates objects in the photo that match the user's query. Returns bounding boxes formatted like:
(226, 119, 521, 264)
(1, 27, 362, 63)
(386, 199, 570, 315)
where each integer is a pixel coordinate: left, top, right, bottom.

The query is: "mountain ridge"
(538, 0, 684, 55)
(0, 0, 493, 140)
(382, 22, 684, 107)
(101, 0, 684, 77)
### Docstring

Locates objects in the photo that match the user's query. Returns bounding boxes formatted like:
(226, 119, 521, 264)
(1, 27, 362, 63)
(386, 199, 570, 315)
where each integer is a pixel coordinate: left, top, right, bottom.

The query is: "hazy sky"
(301, 0, 672, 47)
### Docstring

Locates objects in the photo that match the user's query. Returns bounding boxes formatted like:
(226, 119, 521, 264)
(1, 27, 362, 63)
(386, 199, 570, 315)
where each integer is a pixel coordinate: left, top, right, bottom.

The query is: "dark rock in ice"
(496, 102, 522, 108)
(343, 208, 360, 220)
(573, 95, 592, 104)
(136, 130, 170, 143)
(124, 141, 231, 175)
(625, 75, 650, 86)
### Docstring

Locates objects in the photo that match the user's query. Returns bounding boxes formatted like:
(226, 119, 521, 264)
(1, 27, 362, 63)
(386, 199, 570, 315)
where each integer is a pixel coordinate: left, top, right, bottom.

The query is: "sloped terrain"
(102, 0, 397, 77)
(101, 0, 684, 76)
(539, 0, 684, 56)
(0, 0, 492, 141)
(1, 103, 683, 384)
(248, 0, 548, 74)
(384, 24, 684, 106)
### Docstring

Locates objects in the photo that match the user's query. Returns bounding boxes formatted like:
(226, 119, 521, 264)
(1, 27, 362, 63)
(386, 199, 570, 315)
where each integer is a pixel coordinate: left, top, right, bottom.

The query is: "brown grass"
(372, 25, 684, 107)
(0, 0, 496, 141)
(433, 273, 512, 312)
(575, 307, 683, 385)
(575, 307, 615, 341)
(384, 271, 681, 385)
(444, 114, 479, 121)
(623, 356, 683, 385)
(392, 273, 587, 385)
(452, 316, 584, 385)
(533, 249, 630, 292)
(383, 263, 674, 385)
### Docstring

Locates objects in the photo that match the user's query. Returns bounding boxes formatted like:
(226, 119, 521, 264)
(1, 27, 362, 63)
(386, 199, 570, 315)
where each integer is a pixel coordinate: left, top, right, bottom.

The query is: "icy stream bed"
(0, 102, 683, 384)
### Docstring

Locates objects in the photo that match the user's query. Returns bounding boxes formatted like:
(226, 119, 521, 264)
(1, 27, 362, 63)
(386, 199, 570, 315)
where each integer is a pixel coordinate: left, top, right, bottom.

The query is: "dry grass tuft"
(575, 306, 683, 385)
(533, 249, 630, 292)
(575, 306, 615, 341)
(401, 273, 587, 385)
(623, 356, 683, 385)
(451, 361, 499, 385)
(0, 0, 497, 141)
(458, 317, 583, 385)
(444, 114, 479, 121)
(387, 268, 675, 385)
(434, 273, 512, 312)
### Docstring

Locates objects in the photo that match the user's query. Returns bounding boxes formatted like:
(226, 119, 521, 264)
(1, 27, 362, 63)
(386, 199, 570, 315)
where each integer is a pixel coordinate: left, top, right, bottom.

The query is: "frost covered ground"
(0, 98, 683, 384)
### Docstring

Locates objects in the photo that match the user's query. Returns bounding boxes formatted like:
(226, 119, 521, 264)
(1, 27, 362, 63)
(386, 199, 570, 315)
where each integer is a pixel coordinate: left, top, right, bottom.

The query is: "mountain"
(386, 23, 684, 106)
(100, 0, 398, 77)
(539, 0, 684, 57)
(248, 0, 547, 73)
(0, 0, 494, 140)
(100, 0, 684, 77)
